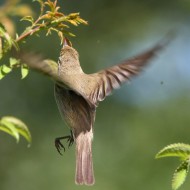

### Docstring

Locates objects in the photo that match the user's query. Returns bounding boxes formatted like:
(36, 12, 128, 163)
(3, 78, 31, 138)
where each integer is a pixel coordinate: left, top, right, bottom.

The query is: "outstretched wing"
(18, 52, 61, 82)
(87, 40, 167, 106)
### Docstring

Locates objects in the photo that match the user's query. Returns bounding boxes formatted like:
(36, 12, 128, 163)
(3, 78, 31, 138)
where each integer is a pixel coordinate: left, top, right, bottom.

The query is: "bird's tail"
(75, 129, 94, 185)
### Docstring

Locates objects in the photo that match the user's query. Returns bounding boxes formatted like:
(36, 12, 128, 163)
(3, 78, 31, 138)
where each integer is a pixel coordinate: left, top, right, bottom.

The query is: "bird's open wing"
(18, 52, 61, 82)
(87, 40, 167, 106)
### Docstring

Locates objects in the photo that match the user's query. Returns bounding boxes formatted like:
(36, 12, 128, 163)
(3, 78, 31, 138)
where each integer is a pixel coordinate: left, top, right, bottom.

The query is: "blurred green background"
(0, 0, 190, 190)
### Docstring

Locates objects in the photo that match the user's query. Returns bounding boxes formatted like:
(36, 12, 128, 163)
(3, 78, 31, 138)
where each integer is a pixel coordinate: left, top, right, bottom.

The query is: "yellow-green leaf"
(1, 64, 12, 74)
(156, 143, 190, 160)
(21, 64, 29, 79)
(0, 119, 20, 142)
(0, 116, 31, 145)
(0, 66, 5, 79)
(20, 16, 34, 24)
(172, 160, 190, 190)
(0, 64, 12, 79)
(10, 57, 20, 67)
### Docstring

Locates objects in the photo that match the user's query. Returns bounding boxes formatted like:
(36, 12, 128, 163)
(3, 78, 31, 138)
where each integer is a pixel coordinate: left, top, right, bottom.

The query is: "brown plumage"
(20, 38, 168, 185)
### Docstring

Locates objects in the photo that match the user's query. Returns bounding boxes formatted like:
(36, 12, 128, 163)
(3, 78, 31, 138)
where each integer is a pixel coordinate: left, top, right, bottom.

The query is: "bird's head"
(58, 38, 79, 66)
(58, 38, 82, 75)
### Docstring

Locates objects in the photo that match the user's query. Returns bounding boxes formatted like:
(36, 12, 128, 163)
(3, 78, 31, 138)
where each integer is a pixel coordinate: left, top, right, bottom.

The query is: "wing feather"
(87, 40, 168, 105)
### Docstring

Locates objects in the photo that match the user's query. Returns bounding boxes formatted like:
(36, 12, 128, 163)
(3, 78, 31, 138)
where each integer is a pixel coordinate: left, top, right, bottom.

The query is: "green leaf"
(2, 116, 31, 143)
(0, 118, 20, 142)
(62, 30, 76, 37)
(21, 16, 34, 24)
(0, 66, 4, 79)
(172, 160, 190, 190)
(1, 64, 12, 73)
(9, 57, 20, 67)
(156, 143, 190, 160)
(0, 116, 32, 145)
(0, 64, 12, 79)
(21, 64, 29, 79)
(0, 23, 19, 52)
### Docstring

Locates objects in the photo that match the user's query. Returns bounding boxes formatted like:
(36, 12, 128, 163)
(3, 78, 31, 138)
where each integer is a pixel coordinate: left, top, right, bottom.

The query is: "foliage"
(0, 57, 29, 79)
(0, 0, 87, 142)
(156, 143, 190, 190)
(0, 0, 87, 80)
(0, 116, 31, 146)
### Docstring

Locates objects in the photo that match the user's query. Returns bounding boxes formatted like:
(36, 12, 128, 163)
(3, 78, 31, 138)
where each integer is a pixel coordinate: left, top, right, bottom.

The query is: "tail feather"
(75, 130, 94, 185)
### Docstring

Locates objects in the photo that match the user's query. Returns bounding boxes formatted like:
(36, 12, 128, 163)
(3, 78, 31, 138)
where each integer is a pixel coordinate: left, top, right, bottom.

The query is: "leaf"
(63, 30, 76, 37)
(0, 116, 32, 145)
(20, 16, 34, 24)
(156, 143, 190, 160)
(21, 64, 29, 79)
(0, 58, 20, 80)
(0, 64, 12, 79)
(1, 64, 12, 73)
(33, 0, 44, 15)
(0, 67, 5, 79)
(9, 57, 20, 67)
(0, 23, 19, 52)
(0, 118, 20, 142)
(172, 160, 190, 190)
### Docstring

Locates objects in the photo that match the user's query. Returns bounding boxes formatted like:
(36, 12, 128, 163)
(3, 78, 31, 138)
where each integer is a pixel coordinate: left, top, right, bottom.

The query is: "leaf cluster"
(0, 0, 87, 80)
(156, 143, 190, 190)
(0, 0, 87, 144)
(18, 0, 88, 43)
(0, 57, 29, 79)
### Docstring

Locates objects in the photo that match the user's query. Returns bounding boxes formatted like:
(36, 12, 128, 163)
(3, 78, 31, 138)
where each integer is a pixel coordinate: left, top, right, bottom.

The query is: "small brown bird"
(21, 37, 168, 185)
(54, 38, 168, 185)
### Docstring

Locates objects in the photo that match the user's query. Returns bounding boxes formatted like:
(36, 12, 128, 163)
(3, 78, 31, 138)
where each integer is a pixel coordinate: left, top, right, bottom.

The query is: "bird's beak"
(63, 38, 72, 47)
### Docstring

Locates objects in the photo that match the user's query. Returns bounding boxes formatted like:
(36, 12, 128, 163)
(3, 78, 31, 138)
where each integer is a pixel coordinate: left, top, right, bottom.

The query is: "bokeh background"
(0, 0, 190, 190)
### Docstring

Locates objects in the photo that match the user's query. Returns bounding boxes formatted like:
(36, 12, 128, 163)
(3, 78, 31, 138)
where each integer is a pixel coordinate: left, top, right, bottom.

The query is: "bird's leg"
(67, 130, 74, 148)
(55, 130, 74, 155)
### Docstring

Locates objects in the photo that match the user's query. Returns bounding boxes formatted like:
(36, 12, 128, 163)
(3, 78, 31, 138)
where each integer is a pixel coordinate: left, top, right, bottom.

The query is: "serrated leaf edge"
(156, 143, 190, 160)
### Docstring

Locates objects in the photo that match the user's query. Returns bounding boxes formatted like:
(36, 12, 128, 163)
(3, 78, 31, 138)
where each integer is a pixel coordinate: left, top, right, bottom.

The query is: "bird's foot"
(55, 131, 74, 155)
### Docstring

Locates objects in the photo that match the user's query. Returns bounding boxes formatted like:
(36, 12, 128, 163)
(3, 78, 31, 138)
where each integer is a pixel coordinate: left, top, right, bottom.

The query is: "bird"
(20, 37, 169, 185)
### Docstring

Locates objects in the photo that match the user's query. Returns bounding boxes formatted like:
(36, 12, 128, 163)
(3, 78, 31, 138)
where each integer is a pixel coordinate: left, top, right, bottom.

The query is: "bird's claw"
(54, 132, 74, 155)
(67, 135, 74, 148)
(55, 138, 66, 155)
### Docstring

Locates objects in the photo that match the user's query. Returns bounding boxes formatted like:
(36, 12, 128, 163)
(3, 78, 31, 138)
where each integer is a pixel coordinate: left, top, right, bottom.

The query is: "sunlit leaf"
(21, 64, 29, 79)
(0, 118, 20, 142)
(156, 143, 190, 160)
(9, 57, 20, 67)
(63, 30, 75, 37)
(57, 31, 64, 44)
(0, 116, 32, 145)
(0, 64, 12, 79)
(0, 125, 13, 136)
(0, 23, 19, 52)
(0, 67, 5, 79)
(1, 64, 12, 73)
(172, 160, 190, 190)
(21, 16, 34, 24)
